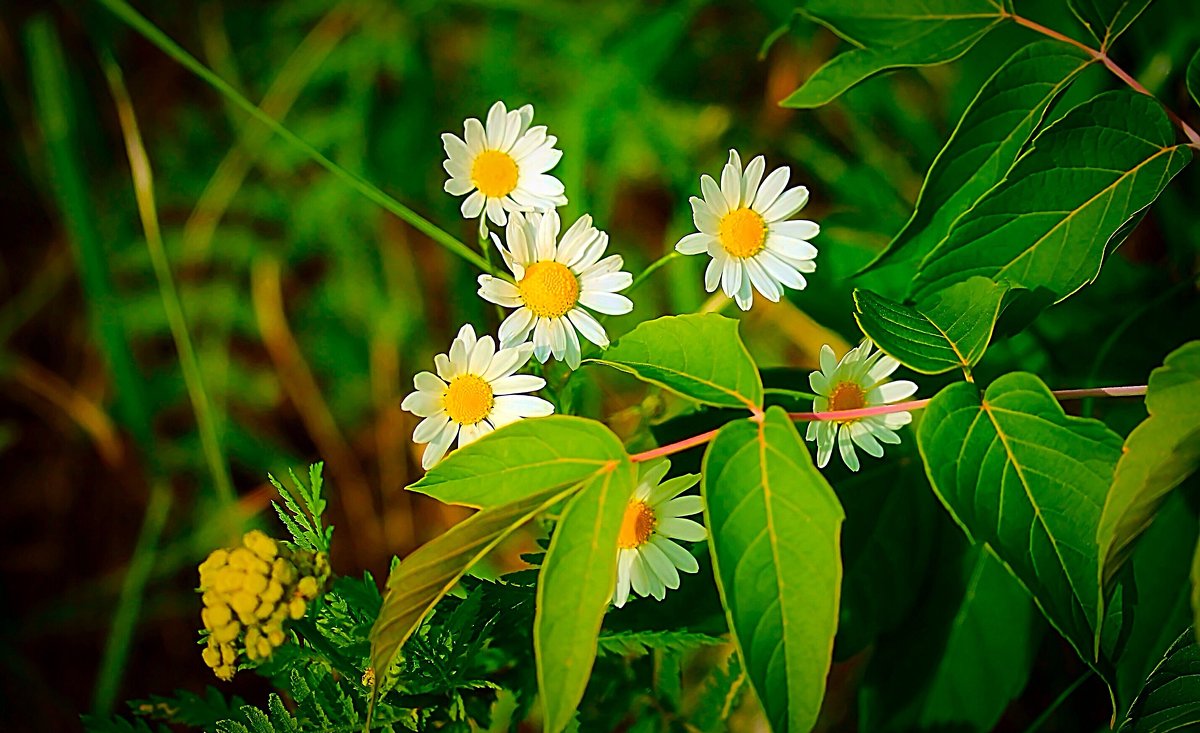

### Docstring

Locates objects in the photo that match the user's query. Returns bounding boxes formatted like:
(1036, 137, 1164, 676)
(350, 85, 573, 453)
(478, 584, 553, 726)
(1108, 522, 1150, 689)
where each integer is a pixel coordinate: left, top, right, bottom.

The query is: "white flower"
(400, 324, 554, 469)
(805, 340, 917, 472)
(613, 460, 707, 608)
(675, 149, 819, 310)
(477, 211, 633, 370)
(442, 101, 567, 232)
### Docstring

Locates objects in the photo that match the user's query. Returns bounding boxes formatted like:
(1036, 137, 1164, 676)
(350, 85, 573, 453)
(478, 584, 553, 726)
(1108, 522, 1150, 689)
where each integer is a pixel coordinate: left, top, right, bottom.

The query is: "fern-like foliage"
(270, 463, 332, 553)
(596, 629, 726, 657)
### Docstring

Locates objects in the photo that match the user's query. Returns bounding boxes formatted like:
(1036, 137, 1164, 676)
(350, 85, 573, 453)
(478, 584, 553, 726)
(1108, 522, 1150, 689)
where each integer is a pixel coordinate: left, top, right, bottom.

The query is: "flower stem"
(629, 385, 1147, 463)
(630, 251, 682, 292)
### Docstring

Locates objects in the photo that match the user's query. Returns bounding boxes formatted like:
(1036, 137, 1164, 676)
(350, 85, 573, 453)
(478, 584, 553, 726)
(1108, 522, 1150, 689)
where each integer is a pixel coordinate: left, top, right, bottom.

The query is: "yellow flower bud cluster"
(197, 530, 330, 680)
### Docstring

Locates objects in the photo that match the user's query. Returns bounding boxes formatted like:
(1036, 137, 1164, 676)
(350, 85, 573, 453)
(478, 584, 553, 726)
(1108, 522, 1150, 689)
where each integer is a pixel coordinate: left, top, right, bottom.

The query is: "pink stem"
(628, 385, 1147, 463)
(1009, 13, 1200, 146)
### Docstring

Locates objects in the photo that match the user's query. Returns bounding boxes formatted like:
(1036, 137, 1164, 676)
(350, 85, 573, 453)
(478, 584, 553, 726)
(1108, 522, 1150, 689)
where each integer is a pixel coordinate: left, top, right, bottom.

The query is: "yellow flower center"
(618, 500, 657, 549)
(471, 150, 519, 198)
(442, 374, 494, 425)
(518, 261, 580, 319)
(828, 381, 867, 419)
(718, 207, 767, 258)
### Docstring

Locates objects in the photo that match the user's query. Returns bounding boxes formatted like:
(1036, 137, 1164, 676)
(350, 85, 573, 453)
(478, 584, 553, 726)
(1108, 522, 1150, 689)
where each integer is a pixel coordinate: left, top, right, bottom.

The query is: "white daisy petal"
(819, 344, 838, 375)
(581, 271, 632, 292)
(498, 308, 536, 348)
(614, 551, 634, 607)
(494, 394, 555, 418)
(762, 186, 810, 222)
(654, 538, 699, 574)
(422, 427, 456, 469)
(444, 177, 474, 196)
(413, 371, 446, 393)
(700, 175, 729, 217)
(434, 353, 457, 381)
(872, 380, 918, 404)
(579, 291, 633, 316)
(642, 541, 680, 590)
(663, 495, 704, 518)
(400, 391, 443, 417)
(838, 425, 861, 472)
(752, 166, 790, 213)
(676, 232, 712, 255)
(690, 197, 721, 234)
(704, 253, 724, 292)
(809, 370, 829, 395)
(772, 220, 820, 240)
(461, 191, 486, 218)
(849, 422, 885, 458)
(464, 117, 486, 155)
(719, 160, 741, 210)
(413, 413, 450, 444)
(659, 517, 707, 542)
(868, 355, 902, 383)
(742, 155, 766, 204)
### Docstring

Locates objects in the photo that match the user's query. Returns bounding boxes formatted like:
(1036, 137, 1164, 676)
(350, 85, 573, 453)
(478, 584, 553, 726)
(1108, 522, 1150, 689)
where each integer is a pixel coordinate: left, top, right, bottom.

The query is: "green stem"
(763, 386, 819, 401)
(93, 0, 495, 275)
(91, 478, 172, 713)
(1022, 671, 1090, 733)
(102, 52, 235, 505)
(630, 251, 682, 292)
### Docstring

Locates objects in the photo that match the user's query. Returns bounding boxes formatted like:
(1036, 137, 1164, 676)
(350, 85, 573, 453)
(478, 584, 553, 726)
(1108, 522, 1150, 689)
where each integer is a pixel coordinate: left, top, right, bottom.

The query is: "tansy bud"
(289, 598, 306, 620)
(297, 576, 319, 599)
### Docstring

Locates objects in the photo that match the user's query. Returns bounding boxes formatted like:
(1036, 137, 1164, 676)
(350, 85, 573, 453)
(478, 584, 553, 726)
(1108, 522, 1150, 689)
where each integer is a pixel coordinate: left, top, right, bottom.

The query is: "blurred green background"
(2, 0, 1199, 730)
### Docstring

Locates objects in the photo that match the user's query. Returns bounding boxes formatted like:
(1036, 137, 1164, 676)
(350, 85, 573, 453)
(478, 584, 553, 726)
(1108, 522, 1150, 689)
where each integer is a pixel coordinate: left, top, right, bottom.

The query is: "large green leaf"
(860, 541, 1038, 732)
(702, 407, 844, 732)
(1189, 49, 1200, 109)
(780, 0, 1005, 109)
(1069, 0, 1152, 47)
(407, 416, 627, 508)
(1120, 628, 1200, 732)
(535, 461, 637, 733)
(917, 373, 1123, 670)
(1098, 341, 1200, 592)
(589, 314, 763, 411)
(862, 42, 1093, 275)
(368, 484, 575, 690)
(853, 277, 1010, 375)
(912, 91, 1193, 302)
(1102, 493, 1197, 714)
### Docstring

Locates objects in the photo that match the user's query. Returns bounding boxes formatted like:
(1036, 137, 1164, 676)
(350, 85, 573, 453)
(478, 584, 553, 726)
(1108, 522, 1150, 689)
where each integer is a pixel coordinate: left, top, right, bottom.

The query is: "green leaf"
(589, 314, 763, 410)
(860, 542, 1039, 732)
(912, 91, 1193, 302)
(535, 461, 637, 733)
(1098, 341, 1200, 592)
(1069, 0, 1152, 47)
(408, 416, 628, 508)
(1103, 493, 1197, 714)
(1120, 628, 1200, 732)
(702, 407, 844, 732)
(780, 0, 1005, 109)
(1189, 49, 1200, 109)
(368, 484, 576, 691)
(862, 42, 1093, 275)
(917, 373, 1123, 671)
(853, 277, 1010, 375)
(595, 629, 726, 657)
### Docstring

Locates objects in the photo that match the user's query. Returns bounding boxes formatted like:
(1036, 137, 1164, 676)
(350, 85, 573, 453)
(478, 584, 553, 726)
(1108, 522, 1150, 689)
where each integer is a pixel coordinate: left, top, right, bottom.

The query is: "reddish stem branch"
(628, 385, 1147, 463)
(1009, 13, 1200, 146)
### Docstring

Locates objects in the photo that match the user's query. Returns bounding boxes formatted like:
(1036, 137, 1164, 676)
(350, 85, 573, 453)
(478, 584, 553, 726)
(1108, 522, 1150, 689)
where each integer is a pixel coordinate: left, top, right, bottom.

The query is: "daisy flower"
(613, 460, 707, 608)
(805, 340, 918, 472)
(401, 324, 554, 469)
(477, 211, 633, 370)
(442, 101, 567, 233)
(674, 149, 819, 310)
